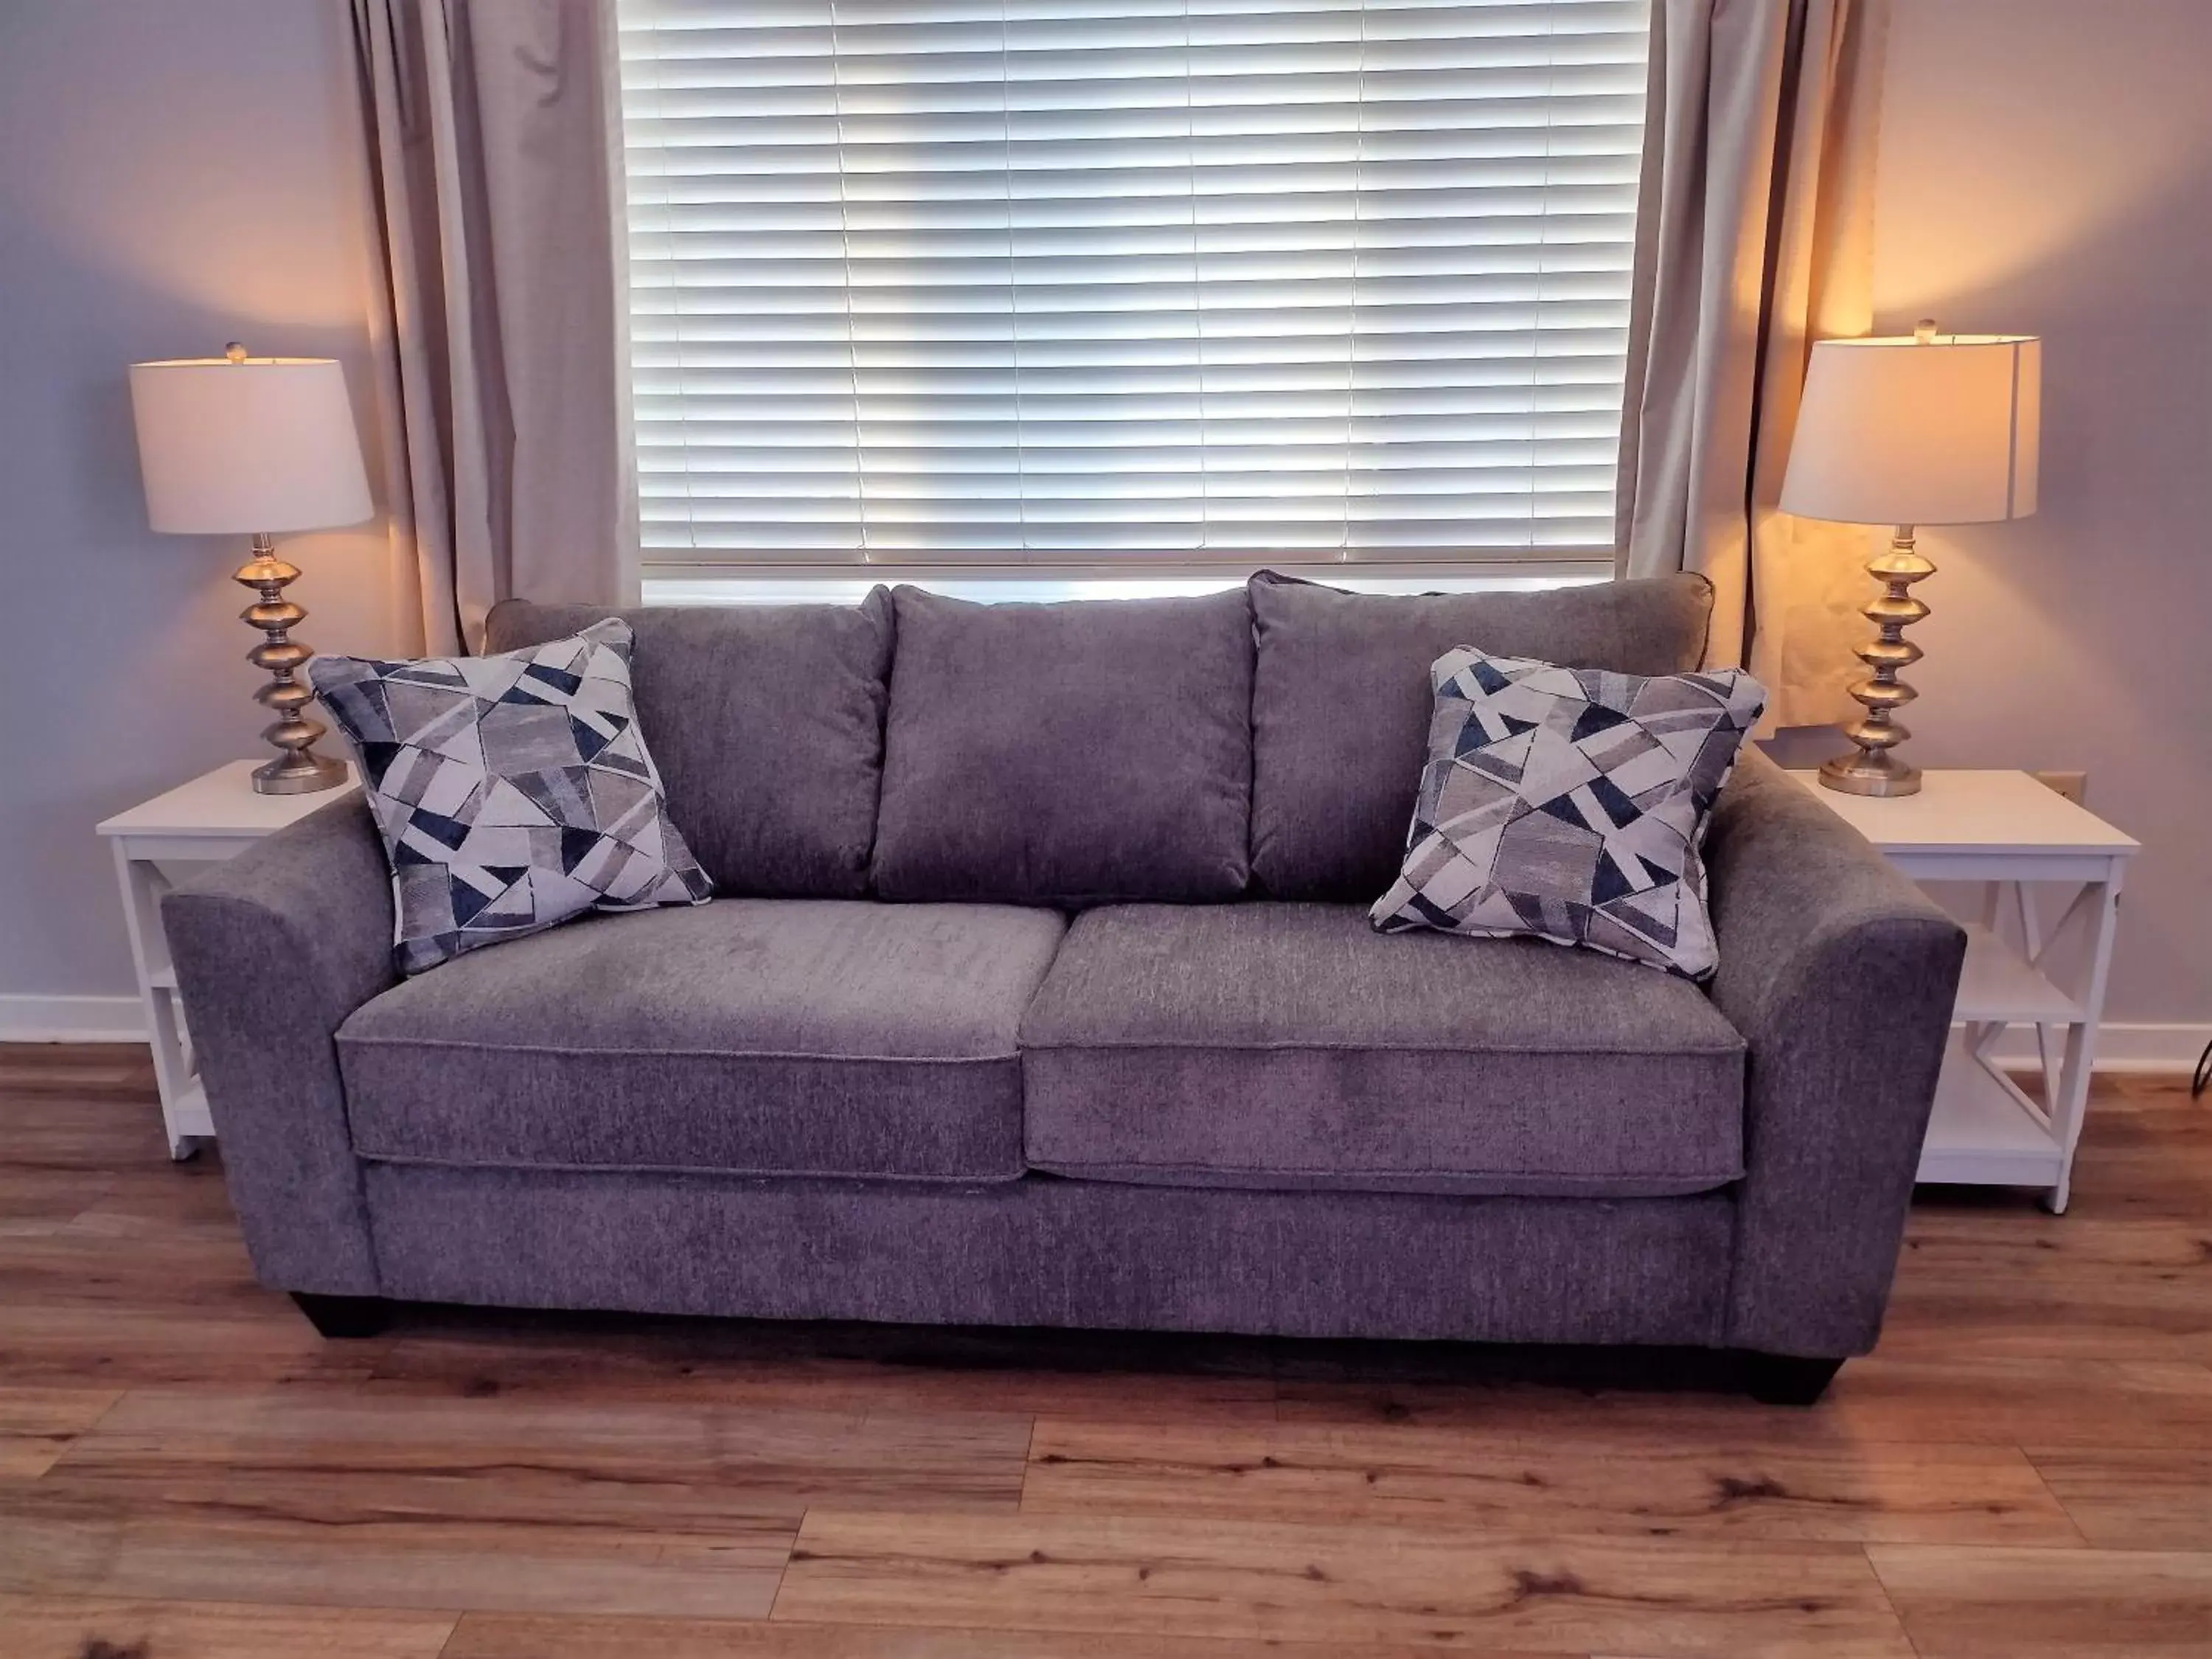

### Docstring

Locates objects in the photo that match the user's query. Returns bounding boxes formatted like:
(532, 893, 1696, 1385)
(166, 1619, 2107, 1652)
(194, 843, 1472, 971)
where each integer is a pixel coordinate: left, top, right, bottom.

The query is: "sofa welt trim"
(356, 1150, 1027, 1185)
(1025, 1159, 1742, 1200)
(339, 1034, 1025, 1065)
(1018, 1037, 1745, 1058)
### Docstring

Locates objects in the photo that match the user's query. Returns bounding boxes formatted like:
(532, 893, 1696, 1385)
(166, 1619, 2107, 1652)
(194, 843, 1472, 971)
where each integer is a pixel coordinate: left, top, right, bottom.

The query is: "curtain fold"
(351, 0, 636, 656)
(1616, 0, 1889, 728)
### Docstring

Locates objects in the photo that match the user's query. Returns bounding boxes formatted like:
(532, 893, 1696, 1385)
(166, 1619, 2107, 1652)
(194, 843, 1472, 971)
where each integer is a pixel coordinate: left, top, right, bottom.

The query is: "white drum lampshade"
(1781, 331, 2040, 527)
(126, 347, 375, 796)
(128, 352, 374, 535)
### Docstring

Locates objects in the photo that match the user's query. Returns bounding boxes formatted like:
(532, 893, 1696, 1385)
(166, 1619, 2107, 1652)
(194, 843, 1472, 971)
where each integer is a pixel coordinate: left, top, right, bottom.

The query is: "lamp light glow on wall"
(129, 344, 373, 795)
(1780, 320, 2042, 797)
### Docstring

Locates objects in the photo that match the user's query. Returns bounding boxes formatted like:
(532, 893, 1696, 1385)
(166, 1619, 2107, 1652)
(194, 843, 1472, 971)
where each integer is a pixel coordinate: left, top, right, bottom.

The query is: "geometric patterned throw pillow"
(1370, 649, 1766, 978)
(305, 619, 712, 974)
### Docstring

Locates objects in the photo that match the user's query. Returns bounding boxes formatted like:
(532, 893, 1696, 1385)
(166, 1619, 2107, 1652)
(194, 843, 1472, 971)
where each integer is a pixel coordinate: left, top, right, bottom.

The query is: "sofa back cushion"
(872, 585, 1253, 905)
(483, 594, 894, 897)
(1248, 571, 1716, 900)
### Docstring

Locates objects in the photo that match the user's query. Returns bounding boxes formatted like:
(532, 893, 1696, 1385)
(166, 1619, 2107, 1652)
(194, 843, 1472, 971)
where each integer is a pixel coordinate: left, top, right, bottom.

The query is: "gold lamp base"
(235, 533, 348, 796)
(1819, 524, 1933, 799)
(1819, 746, 1921, 798)
(252, 749, 349, 796)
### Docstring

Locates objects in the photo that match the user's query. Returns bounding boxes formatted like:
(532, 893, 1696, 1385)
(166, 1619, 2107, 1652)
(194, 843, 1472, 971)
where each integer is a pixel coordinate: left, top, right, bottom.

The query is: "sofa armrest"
(1705, 748, 1966, 1357)
(162, 794, 396, 1295)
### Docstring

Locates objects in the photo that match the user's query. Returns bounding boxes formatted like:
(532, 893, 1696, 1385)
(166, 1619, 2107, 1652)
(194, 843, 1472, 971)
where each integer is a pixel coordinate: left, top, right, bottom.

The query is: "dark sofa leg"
(291, 1293, 392, 1340)
(1744, 1352, 1844, 1405)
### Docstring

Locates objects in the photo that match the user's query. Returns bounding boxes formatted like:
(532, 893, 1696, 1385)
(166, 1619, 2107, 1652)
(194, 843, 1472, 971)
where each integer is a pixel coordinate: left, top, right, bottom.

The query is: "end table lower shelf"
(163, 1077, 215, 1144)
(1923, 1037, 2070, 1191)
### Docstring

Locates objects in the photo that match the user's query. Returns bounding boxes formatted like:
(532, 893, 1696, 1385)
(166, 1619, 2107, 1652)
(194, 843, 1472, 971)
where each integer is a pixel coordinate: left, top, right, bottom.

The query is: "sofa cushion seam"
(1025, 1156, 1745, 1183)
(1018, 1038, 1745, 1057)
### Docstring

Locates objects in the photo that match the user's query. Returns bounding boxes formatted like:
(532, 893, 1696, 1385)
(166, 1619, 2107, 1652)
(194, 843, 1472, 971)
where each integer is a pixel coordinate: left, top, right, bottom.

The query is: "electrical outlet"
(2034, 770, 2087, 805)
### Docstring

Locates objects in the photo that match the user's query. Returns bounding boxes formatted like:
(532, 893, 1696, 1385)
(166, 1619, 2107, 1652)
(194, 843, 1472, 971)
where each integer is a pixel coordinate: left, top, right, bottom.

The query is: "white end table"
(1789, 770, 2138, 1212)
(97, 759, 359, 1160)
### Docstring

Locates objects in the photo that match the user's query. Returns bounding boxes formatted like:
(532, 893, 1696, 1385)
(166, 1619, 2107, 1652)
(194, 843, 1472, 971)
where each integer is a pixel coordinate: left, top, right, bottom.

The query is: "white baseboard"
(1980, 1022, 2211, 1076)
(0, 995, 148, 1044)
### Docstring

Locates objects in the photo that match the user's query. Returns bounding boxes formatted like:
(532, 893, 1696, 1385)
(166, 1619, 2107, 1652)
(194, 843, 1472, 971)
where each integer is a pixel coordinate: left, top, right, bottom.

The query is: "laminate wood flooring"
(1, 1044, 2207, 1658)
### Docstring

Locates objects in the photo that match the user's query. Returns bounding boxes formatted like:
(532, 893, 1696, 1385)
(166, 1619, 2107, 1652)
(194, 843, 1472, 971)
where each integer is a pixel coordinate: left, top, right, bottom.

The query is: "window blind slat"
(619, 0, 1649, 564)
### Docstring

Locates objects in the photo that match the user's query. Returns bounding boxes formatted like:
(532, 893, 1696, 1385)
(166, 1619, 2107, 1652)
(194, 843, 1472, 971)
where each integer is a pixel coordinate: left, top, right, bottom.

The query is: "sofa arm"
(162, 794, 396, 1295)
(1705, 748, 1966, 1358)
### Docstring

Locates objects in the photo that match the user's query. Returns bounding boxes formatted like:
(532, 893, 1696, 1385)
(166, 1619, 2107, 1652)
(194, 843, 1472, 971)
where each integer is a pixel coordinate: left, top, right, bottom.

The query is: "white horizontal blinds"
(619, 0, 1649, 563)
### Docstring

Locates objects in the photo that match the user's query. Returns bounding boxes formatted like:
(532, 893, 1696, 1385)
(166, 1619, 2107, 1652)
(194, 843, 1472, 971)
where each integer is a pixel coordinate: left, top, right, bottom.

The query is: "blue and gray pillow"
(1372, 649, 1764, 978)
(307, 619, 711, 974)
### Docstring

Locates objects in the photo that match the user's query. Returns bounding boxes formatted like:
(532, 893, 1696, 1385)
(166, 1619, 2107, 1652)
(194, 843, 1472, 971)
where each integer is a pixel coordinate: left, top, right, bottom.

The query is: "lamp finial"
(223, 341, 249, 364)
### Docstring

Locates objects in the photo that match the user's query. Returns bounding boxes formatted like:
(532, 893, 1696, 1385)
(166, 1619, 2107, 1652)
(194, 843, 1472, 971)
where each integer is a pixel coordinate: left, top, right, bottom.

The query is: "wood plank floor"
(1, 1043, 2207, 1658)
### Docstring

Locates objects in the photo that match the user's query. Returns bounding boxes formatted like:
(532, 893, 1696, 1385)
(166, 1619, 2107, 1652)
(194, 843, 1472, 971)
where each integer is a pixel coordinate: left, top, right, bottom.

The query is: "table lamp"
(1779, 319, 2041, 797)
(129, 344, 375, 795)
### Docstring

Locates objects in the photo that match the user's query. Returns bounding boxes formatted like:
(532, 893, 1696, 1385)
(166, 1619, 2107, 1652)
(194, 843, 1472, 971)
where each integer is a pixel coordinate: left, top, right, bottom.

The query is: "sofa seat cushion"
(1018, 902, 1746, 1197)
(337, 899, 1066, 1182)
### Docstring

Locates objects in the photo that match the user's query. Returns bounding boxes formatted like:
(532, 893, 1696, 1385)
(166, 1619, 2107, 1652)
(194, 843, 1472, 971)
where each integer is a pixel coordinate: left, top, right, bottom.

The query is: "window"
(617, 1, 1650, 580)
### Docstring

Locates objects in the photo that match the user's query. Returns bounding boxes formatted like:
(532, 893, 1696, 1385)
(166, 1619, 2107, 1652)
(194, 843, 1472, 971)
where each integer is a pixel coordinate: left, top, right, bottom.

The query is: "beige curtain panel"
(1617, 0, 1890, 728)
(351, 0, 636, 656)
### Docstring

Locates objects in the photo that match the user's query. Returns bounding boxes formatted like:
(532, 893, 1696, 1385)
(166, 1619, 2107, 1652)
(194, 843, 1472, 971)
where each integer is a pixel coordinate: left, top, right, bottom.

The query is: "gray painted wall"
(1868, 0, 2212, 1031)
(0, 0, 407, 1012)
(0, 0, 2205, 1040)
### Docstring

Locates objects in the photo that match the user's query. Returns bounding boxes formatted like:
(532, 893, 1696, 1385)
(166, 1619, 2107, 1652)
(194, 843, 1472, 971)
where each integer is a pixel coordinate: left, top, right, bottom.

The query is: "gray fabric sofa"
(164, 573, 1965, 1402)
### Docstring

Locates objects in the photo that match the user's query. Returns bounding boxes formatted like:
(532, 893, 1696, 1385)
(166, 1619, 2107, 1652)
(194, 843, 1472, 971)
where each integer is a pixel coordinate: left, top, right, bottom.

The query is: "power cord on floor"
(2195, 1035, 2211, 1099)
